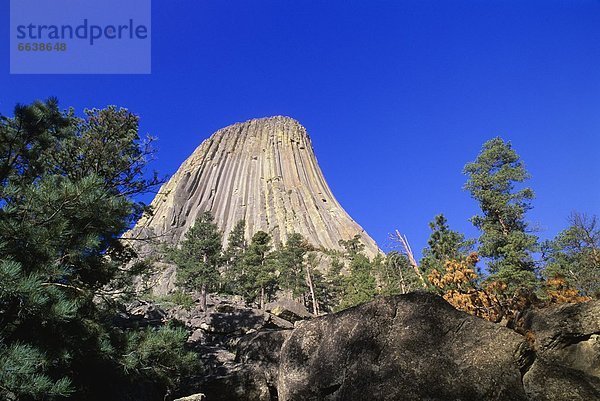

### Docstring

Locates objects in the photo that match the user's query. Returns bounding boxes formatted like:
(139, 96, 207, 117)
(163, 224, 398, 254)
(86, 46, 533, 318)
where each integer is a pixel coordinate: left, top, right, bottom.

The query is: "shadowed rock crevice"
(518, 301, 600, 400)
(319, 382, 341, 397)
(545, 331, 600, 350)
(267, 384, 278, 401)
(516, 342, 537, 388)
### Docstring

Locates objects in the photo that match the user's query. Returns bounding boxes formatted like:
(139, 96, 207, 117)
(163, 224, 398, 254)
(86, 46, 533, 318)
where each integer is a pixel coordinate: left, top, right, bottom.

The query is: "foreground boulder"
(277, 293, 600, 401)
(278, 292, 530, 401)
(173, 292, 598, 401)
(518, 300, 600, 401)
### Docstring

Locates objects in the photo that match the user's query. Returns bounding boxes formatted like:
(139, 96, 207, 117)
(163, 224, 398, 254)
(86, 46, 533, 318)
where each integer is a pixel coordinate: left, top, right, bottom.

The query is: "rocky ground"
(120, 292, 599, 401)
(118, 294, 305, 400)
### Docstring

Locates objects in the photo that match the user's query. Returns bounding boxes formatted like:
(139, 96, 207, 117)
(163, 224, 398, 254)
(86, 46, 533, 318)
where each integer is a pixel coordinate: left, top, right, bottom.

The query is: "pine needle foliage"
(0, 99, 193, 400)
(464, 137, 538, 291)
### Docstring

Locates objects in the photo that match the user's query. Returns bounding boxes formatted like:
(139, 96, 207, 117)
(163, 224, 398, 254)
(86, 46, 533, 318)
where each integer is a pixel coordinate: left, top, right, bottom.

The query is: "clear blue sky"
(2, 1, 599, 258)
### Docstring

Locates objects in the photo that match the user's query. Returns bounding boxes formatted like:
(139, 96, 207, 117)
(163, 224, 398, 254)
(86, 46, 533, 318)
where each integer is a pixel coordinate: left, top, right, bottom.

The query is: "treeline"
(162, 212, 437, 315)
(164, 213, 392, 315)
(164, 138, 599, 325)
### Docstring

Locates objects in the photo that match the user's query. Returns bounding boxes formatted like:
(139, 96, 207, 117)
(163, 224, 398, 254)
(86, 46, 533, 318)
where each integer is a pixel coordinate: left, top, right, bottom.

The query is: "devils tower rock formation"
(128, 116, 379, 258)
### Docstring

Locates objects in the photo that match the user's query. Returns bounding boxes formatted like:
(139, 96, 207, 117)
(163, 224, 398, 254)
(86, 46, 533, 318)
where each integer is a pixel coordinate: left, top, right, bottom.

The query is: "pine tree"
(0, 99, 194, 400)
(277, 233, 310, 300)
(121, 325, 198, 394)
(242, 231, 276, 309)
(542, 213, 599, 297)
(320, 255, 345, 311)
(464, 137, 538, 290)
(222, 220, 247, 294)
(338, 234, 365, 259)
(337, 254, 377, 310)
(170, 211, 222, 311)
(420, 214, 474, 277)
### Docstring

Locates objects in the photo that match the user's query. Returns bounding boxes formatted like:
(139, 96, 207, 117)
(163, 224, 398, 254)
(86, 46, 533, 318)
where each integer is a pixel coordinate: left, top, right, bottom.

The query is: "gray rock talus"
(137, 293, 598, 401)
(128, 116, 379, 258)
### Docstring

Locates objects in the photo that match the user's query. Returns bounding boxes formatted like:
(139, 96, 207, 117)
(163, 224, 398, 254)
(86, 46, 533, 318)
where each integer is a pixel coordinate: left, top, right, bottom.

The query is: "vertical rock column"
(127, 116, 380, 258)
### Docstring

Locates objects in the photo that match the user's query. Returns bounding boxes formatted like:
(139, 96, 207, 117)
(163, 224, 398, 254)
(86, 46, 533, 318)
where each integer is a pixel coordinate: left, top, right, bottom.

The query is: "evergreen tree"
(308, 268, 330, 315)
(464, 137, 538, 290)
(121, 324, 198, 397)
(242, 231, 276, 309)
(320, 255, 345, 312)
(337, 254, 377, 310)
(338, 234, 365, 259)
(222, 220, 247, 294)
(277, 233, 310, 299)
(542, 213, 600, 297)
(420, 214, 474, 277)
(0, 99, 194, 400)
(170, 211, 222, 311)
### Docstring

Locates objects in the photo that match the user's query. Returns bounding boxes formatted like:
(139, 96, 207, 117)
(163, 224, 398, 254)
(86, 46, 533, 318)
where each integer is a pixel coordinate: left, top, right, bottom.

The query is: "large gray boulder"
(172, 293, 599, 401)
(235, 330, 292, 385)
(278, 292, 530, 401)
(519, 300, 600, 400)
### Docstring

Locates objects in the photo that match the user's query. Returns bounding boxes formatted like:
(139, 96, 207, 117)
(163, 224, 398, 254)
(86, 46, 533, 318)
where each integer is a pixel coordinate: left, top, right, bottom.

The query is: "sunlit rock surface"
(127, 116, 379, 258)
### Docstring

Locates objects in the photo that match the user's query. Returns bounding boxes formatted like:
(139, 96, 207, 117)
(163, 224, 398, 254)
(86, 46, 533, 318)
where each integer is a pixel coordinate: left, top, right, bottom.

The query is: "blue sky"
(2, 1, 599, 258)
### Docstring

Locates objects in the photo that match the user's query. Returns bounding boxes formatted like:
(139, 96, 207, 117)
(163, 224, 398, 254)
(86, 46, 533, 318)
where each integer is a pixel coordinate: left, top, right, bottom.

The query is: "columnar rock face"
(129, 116, 379, 257)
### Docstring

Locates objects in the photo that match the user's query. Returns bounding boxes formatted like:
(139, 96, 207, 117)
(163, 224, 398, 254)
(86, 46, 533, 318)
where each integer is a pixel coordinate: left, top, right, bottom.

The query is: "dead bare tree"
(391, 230, 428, 289)
(305, 252, 320, 316)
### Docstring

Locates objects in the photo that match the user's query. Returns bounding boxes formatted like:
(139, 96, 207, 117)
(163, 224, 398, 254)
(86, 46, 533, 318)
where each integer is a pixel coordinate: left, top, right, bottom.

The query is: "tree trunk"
(306, 264, 319, 316)
(200, 283, 207, 312)
(397, 266, 407, 294)
(493, 209, 510, 237)
(394, 230, 427, 289)
(200, 253, 209, 312)
(260, 286, 265, 310)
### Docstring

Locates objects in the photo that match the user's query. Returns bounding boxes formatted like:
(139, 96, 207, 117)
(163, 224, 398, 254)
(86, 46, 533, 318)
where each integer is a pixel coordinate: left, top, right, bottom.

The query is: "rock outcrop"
(278, 292, 530, 401)
(274, 293, 599, 401)
(518, 300, 600, 401)
(115, 293, 300, 401)
(179, 293, 598, 401)
(265, 299, 313, 323)
(127, 116, 379, 258)
(131, 293, 598, 401)
(197, 330, 290, 401)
